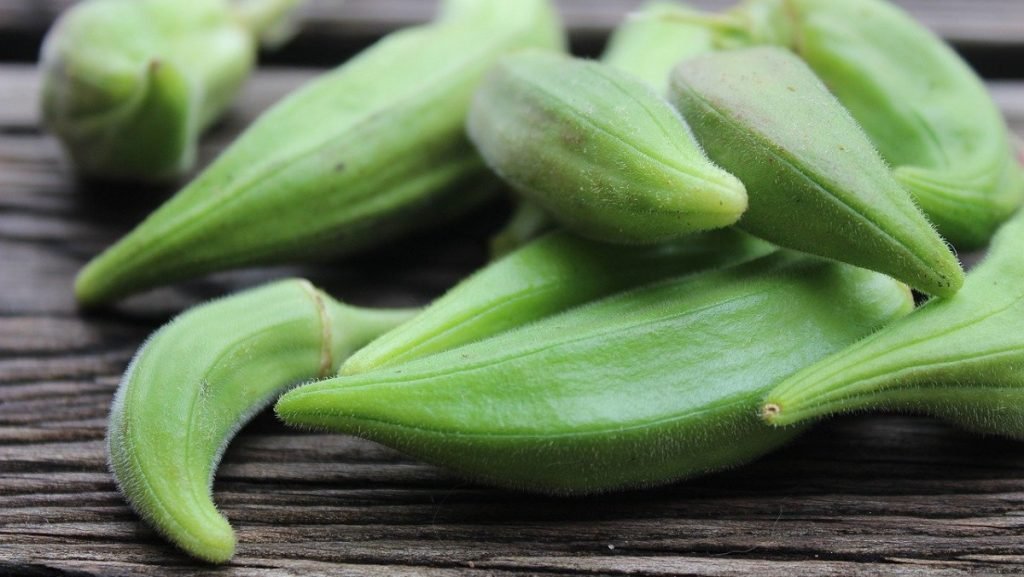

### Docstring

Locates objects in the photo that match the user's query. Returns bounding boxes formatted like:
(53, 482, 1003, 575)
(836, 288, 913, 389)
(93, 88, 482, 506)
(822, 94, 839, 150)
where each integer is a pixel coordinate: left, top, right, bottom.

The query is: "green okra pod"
(40, 0, 303, 181)
(279, 254, 912, 494)
(467, 51, 747, 245)
(484, 1, 721, 256)
(602, 1, 716, 93)
(763, 210, 1024, 439)
(669, 46, 964, 297)
(108, 279, 417, 563)
(718, 0, 1024, 248)
(75, 0, 564, 306)
(342, 228, 774, 375)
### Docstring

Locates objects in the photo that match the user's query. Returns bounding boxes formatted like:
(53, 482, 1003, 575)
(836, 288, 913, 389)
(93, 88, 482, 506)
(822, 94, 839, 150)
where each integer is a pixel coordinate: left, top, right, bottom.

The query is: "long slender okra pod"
(717, 0, 1024, 248)
(468, 51, 747, 245)
(342, 228, 774, 375)
(669, 47, 963, 297)
(763, 210, 1024, 439)
(280, 254, 912, 493)
(108, 279, 417, 563)
(40, 0, 302, 181)
(75, 0, 564, 306)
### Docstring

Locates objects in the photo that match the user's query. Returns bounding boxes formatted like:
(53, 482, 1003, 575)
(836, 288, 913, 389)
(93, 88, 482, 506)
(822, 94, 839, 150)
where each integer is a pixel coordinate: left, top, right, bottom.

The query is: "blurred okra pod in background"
(41, 0, 304, 181)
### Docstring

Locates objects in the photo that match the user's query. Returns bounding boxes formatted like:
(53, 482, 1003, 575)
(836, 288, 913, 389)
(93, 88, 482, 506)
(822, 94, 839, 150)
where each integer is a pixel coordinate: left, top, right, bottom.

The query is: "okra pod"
(108, 279, 417, 563)
(279, 254, 912, 493)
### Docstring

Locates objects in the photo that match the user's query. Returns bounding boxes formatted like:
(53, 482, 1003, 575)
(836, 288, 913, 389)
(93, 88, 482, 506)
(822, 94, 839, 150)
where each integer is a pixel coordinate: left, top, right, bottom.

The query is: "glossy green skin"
(723, 0, 1024, 249)
(40, 0, 300, 181)
(279, 254, 912, 494)
(602, 1, 716, 93)
(75, 0, 564, 306)
(670, 47, 963, 298)
(342, 228, 774, 375)
(764, 211, 1024, 439)
(108, 279, 417, 563)
(467, 51, 747, 245)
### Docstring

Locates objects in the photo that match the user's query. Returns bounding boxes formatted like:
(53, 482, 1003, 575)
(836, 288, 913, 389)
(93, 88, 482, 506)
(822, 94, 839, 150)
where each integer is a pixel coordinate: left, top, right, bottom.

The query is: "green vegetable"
(484, 1, 721, 255)
(40, 0, 302, 181)
(602, 1, 716, 92)
(341, 228, 773, 375)
(279, 254, 912, 493)
(108, 279, 417, 563)
(719, 0, 1024, 248)
(669, 46, 963, 297)
(75, 0, 564, 306)
(763, 210, 1024, 439)
(467, 51, 747, 245)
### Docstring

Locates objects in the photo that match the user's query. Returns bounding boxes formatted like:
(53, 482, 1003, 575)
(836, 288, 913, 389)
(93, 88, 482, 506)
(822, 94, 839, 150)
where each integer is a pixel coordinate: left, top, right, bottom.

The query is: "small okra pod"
(602, 1, 717, 93)
(485, 1, 719, 256)
(342, 228, 774, 375)
(669, 47, 964, 298)
(108, 279, 417, 563)
(467, 51, 747, 245)
(720, 0, 1024, 248)
(74, 0, 564, 306)
(40, 0, 302, 182)
(279, 254, 913, 494)
(763, 210, 1024, 440)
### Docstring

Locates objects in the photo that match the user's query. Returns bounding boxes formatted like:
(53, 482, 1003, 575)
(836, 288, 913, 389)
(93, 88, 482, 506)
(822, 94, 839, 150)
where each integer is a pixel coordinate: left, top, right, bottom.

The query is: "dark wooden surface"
(2, 2, 1024, 575)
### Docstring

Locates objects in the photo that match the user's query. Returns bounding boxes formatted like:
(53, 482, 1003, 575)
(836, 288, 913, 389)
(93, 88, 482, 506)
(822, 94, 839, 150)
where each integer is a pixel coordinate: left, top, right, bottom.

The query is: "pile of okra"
(40, 0, 1024, 563)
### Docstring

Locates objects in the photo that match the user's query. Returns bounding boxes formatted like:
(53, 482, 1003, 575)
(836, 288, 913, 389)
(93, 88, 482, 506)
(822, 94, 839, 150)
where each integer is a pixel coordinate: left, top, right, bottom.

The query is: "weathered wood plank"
(1, 63, 1024, 576)
(1, 0, 1022, 49)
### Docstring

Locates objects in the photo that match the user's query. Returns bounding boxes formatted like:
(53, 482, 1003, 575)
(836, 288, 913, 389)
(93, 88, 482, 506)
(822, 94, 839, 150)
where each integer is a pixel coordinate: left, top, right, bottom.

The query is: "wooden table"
(2, 2, 1024, 575)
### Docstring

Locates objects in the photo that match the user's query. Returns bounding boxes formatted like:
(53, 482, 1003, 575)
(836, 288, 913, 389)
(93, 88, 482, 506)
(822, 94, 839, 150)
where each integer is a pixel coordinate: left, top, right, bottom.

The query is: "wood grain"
(1, 0, 1023, 73)
(1, 58, 1024, 576)
(1, 0, 1022, 46)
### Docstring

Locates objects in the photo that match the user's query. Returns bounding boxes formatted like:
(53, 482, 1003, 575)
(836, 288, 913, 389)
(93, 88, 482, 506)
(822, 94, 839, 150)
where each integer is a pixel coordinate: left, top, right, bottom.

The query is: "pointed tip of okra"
(179, 516, 237, 565)
(74, 251, 128, 308)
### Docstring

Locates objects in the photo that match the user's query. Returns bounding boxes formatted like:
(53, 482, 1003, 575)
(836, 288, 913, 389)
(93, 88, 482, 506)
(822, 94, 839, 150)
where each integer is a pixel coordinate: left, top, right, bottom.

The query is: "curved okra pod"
(40, 0, 303, 181)
(342, 228, 774, 375)
(108, 279, 417, 563)
(669, 47, 964, 297)
(280, 254, 913, 494)
(718, 0, 1024, 248)
(75, 0, 564, 306)
(763, 210, 1024, 439)
(467, 51, 747, 245)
